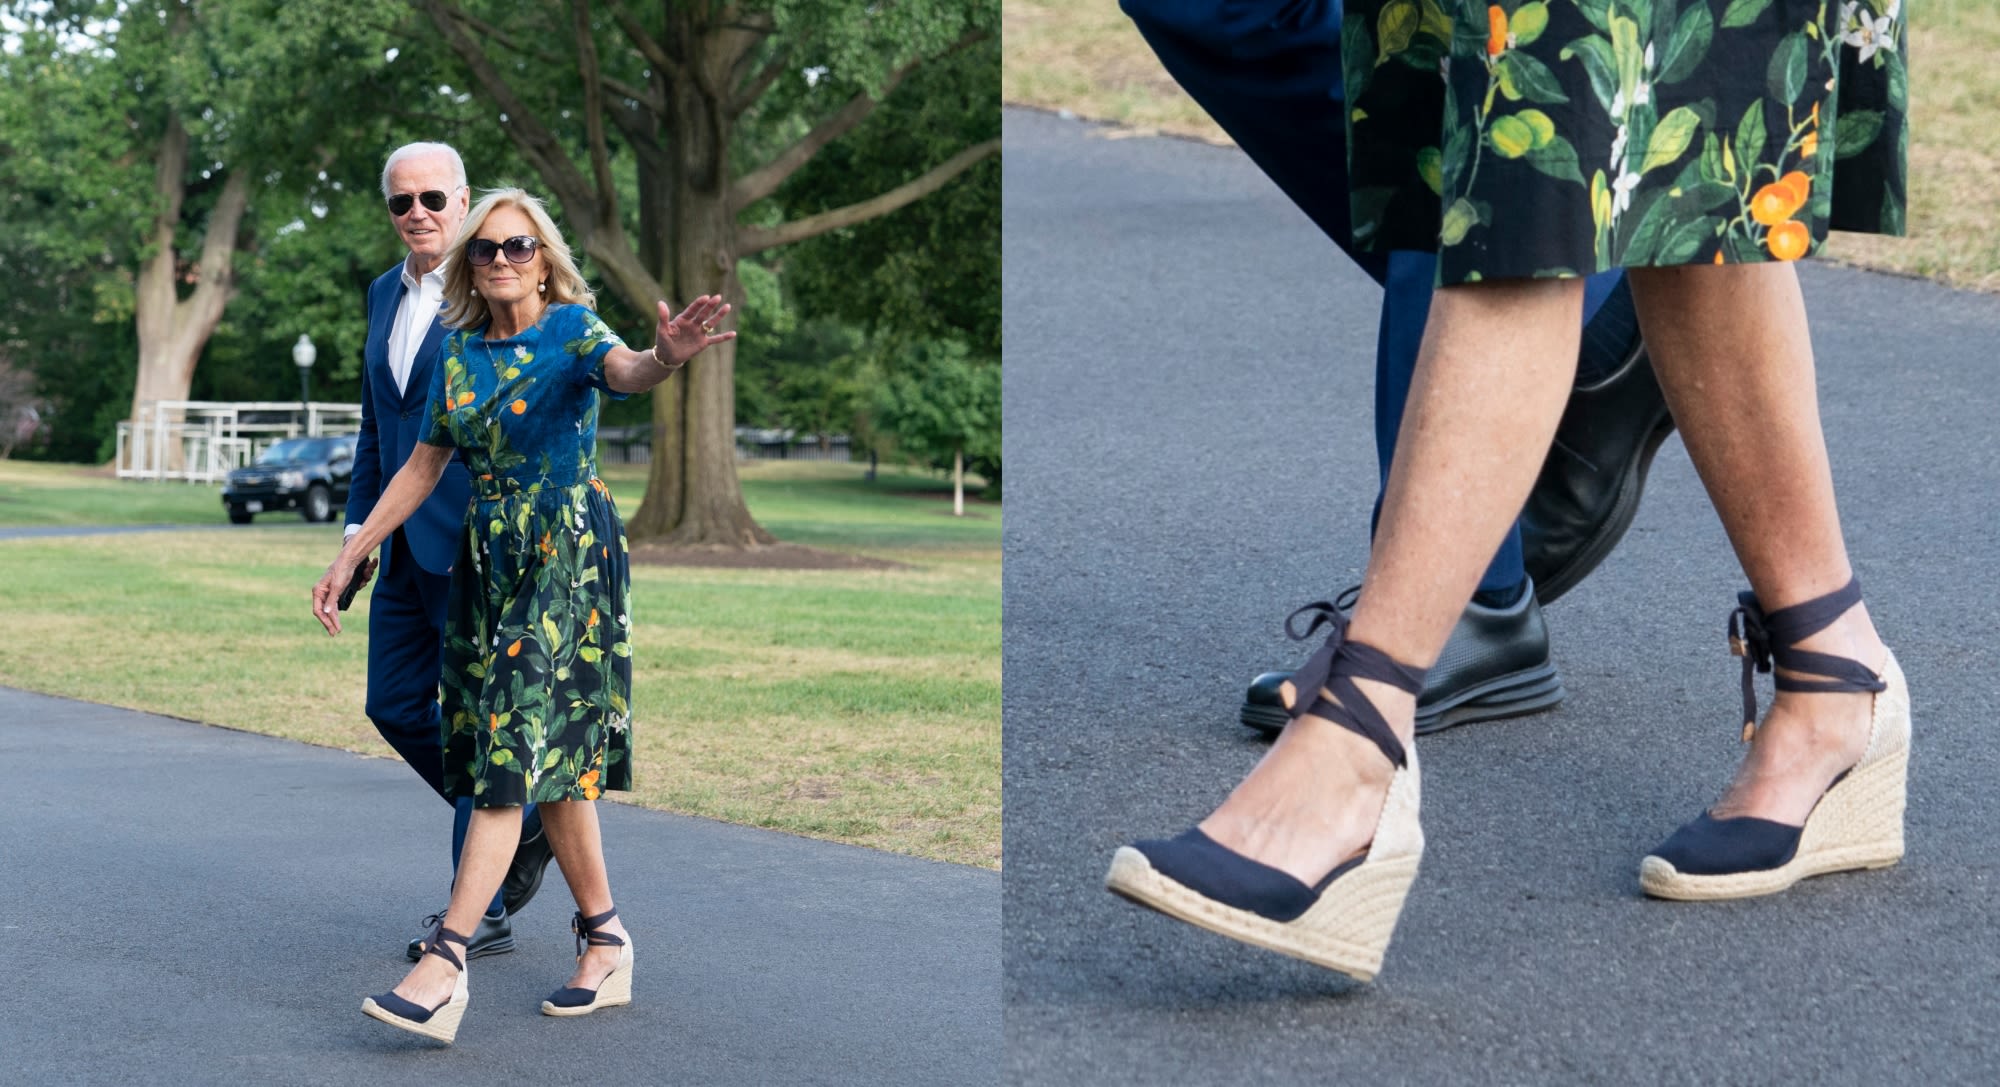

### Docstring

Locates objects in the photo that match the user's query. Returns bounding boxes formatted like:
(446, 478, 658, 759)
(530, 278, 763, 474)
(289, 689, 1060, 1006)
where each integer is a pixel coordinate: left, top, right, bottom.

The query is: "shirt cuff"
(344, 524, 362, 539)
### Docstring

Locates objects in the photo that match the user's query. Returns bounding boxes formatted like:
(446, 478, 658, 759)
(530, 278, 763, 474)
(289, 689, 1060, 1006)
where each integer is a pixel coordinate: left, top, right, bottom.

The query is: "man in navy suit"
(343, 141, 553, 960)
(1119, 0, 1676, 735)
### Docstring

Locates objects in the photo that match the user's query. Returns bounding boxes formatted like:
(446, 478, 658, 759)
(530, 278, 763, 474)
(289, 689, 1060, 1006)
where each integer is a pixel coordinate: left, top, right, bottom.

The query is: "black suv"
(223, 435, 357, 524)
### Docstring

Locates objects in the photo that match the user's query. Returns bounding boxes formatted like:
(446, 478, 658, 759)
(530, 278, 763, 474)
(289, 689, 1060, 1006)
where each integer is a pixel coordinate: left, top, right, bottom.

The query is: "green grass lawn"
(0, 457, 1001, 867)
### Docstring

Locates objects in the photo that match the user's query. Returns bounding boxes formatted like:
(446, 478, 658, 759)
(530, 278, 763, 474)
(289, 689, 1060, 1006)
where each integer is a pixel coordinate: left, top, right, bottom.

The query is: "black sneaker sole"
(1238, 663, 1566, 737)
(405, 934, 517, 963)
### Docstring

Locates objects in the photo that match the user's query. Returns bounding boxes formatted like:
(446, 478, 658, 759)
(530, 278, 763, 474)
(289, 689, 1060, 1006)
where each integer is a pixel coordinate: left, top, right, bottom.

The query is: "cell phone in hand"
(337, 556, 378, 611)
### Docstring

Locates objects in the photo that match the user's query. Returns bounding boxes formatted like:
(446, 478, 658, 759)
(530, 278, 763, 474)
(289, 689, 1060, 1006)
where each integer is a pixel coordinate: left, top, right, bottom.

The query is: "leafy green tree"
(779, 35, 999, 357)
(409, 0, 999, 546)
(0, 0, 428, 461)
(872, 340, 997, 513)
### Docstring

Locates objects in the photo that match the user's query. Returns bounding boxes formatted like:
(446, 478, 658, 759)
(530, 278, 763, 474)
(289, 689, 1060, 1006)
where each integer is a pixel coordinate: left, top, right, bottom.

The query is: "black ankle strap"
(571, 908, 624, 958)
(425, 925, 469, 971)
(1729, 576, 1885, 740)
(1281, 598, 1427, 767)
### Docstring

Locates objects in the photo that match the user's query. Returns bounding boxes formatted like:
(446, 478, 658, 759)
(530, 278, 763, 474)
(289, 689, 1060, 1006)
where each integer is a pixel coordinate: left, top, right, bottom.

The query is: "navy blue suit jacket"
(347, 262, 472, 577)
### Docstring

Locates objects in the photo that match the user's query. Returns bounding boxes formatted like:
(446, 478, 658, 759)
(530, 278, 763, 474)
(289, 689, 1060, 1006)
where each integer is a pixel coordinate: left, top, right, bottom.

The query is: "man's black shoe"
(1520, 344, 1676, 604)
(406, 905, 515, 962)
(501, 810, 554, 916)
(1240, 581, 1564, 736)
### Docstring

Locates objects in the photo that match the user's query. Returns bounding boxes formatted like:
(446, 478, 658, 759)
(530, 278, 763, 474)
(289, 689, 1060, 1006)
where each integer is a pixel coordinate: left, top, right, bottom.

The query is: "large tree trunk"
(623, 53, 771, 546)
(124, 112, 249, 473)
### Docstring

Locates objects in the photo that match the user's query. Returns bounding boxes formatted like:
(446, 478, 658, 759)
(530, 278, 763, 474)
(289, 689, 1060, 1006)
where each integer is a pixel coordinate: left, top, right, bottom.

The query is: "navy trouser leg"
(1122, 0, 1385, 283)
(367, 529, 513, 914)
(365, 529, 453, 800)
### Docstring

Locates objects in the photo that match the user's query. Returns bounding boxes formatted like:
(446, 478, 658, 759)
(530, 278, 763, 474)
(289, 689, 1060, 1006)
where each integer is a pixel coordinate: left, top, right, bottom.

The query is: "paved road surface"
(0, 688, 998, 1085)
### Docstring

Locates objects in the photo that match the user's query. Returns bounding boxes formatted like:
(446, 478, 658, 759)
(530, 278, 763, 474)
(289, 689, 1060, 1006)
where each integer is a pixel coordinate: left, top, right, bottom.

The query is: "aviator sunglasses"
(386, 188, 457, 217)
(465, 235, 542, 266)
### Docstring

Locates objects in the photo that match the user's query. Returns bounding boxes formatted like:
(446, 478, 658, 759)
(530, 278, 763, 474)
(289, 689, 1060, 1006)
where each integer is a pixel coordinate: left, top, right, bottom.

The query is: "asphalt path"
(0, 688, 998, 1085)
(1001, 107, 2000, 1085)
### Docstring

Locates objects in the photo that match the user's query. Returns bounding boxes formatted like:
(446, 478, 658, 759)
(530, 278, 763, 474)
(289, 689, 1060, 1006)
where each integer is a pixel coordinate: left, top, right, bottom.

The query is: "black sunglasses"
(465, 235, 542, 267)
(387, 189, 453, 216)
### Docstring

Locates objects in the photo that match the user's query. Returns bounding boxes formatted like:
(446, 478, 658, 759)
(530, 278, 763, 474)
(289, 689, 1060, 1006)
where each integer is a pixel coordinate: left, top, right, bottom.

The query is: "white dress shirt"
(346, 255, 448, 540)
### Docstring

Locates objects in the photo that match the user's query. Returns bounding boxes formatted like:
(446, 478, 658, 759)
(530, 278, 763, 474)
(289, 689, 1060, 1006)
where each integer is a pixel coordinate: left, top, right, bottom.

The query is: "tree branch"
(571, 0, 619, 230)
(736, 139, 999, 257)
(606, 0, 678, 78)
(728, 32, 985, 212)
(416, 0, 597, 216)
(726, 41, 790, 118)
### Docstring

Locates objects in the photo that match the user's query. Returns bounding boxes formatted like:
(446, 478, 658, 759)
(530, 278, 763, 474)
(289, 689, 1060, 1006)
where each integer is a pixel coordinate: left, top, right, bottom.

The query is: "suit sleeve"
(345, 285, 384, 529)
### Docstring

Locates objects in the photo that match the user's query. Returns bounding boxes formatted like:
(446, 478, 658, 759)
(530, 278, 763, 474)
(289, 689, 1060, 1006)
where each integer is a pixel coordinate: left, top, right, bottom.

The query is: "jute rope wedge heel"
(542, 907, 634, 1016)
(361, 926, 471, 1044)
(1640, 577, 1910, 901)
(1106, 600, 1428, 981)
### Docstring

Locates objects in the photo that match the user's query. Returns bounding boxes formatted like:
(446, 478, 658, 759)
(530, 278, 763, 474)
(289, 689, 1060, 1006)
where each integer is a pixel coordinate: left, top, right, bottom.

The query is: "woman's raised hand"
(655, 295, 735, 368)
(311, 556, 359, 636)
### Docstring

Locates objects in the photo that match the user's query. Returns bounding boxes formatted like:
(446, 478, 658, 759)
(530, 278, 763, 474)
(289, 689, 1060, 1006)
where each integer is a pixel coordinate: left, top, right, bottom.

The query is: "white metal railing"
(115, 400, 363, 483)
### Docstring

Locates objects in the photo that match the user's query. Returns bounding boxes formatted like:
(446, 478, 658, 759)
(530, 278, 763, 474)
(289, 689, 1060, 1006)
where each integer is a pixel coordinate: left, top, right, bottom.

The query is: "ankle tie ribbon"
(1728, 576, 1885, 742)
(1281, 594, 1427, 767)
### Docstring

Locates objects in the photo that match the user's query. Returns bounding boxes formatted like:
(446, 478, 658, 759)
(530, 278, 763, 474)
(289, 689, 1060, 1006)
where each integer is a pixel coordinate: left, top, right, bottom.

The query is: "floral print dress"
(420, 303, 635, 808)
(1343, 0, 1908, 284)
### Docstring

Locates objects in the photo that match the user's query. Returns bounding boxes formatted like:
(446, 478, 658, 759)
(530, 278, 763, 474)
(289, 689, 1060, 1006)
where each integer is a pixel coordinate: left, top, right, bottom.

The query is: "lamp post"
(292, 334, 317, 431)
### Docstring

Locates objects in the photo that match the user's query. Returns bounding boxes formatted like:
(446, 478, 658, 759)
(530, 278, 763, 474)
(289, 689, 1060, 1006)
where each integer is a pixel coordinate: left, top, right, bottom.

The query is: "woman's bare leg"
(1628, 262, 1884, 823)
(391, 806, 521, 1005)
(539, 798, 630, 987)
(1199, 278, 1584, 884)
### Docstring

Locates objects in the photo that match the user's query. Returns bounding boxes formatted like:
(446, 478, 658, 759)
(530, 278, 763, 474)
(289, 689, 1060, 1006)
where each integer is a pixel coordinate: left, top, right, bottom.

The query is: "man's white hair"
(380, 142, 467, 197)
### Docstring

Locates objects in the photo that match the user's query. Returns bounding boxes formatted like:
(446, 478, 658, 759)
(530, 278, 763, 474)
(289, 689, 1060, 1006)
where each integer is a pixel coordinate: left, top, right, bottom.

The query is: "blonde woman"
(312, 189, 732, 1043)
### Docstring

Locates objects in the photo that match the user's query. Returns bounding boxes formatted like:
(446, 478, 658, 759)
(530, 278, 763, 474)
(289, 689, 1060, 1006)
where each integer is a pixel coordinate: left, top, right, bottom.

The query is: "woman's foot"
(562, 914, 630, 992)
(1198, 677, 1417, 886)
(391, 941, 465, 1011)
(1707, 604, 1886, 827)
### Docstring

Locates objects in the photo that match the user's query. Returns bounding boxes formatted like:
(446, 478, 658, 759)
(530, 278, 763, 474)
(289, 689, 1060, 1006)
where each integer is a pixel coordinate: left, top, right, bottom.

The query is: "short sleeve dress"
(419, 303, 636, 808)
(1342, 0, 1909, 284)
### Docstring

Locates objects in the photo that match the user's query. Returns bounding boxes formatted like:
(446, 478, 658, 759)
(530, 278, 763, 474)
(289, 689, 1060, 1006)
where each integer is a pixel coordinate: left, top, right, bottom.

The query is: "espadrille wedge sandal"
(1106, 599, 1428, 981)
(1641, 577, 1909, 901)
(362, 926, 471, 1044)
(541, 908, 634, 1016)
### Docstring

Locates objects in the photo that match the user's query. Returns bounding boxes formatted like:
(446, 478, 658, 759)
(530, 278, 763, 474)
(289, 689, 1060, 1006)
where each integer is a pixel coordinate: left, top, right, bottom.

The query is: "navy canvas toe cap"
(1649, 812, 1803, 876)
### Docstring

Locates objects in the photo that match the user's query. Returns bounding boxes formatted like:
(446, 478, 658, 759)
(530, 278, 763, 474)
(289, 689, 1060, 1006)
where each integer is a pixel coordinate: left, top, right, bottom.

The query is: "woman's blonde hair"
(439, 188, 596, 330)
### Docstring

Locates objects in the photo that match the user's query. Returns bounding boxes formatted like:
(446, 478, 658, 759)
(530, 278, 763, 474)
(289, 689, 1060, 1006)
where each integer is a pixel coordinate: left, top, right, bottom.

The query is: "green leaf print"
(1719, 0, 1773, 29)
(1498, 52, 1569, 105)
(542, 748, 561, 771)
(579, 646, 603, 662)
(490, 748, 515, 766)
(1342, 11, 1374, 98)
(1887, 54, 1907, 112)
(1657, 218, 1714, 264)
(543, 614, 562, 651)
(1735, 101, 1767, 173)
(1573, 0, 1611, 33)
(1647, 0, 1678, 50)
(1441, 198, 1480, 245)
(1376, 0, 1418, 66)
(1560, 36, 1618, 114)
(1417, 0, 1452, 41)
(1641, 107, 1702, 174)
(1417, 146, 1444, 195)
(1657, 4, 1713, 85)
(1609, 15, 1645, 103)
(1527, 135, 1587, 185)
(1767, 32, 1807, 105)
(1835, 110, 1884, 159)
